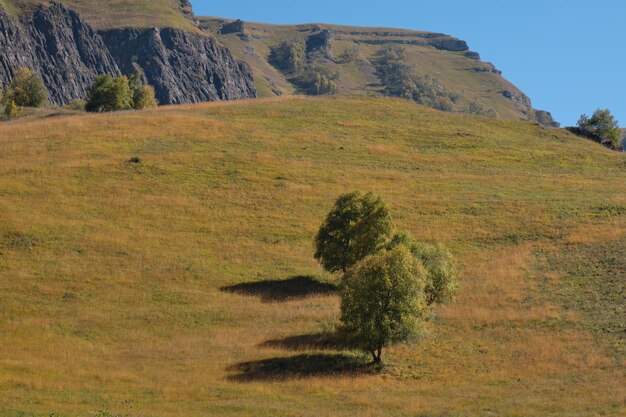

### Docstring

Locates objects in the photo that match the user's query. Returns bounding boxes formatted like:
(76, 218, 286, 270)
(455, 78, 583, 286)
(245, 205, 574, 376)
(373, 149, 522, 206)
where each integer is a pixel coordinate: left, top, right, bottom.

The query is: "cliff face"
(0, 2, 256, 105)
(0, 3, 120, 104)
(100, 28, 255, 104)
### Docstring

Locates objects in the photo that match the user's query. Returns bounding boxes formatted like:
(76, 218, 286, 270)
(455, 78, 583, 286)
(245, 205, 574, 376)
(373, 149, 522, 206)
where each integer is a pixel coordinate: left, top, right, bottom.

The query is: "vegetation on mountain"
(577, 108, 622, 150)
(1, 0, 199, 31)
(374, 45, 461, 112)
(269, 40, 307, 74)
(85, 73, 157, 112)
(270, 40, 339, 95)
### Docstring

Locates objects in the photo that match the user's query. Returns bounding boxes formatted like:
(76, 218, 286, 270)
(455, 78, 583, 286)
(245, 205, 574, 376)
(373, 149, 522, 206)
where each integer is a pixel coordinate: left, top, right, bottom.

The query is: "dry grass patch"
(0, 97, 624, 417)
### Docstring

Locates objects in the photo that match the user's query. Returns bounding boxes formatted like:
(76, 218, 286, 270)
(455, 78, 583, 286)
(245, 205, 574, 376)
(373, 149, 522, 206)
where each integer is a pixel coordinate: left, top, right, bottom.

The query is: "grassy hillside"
(0, 97, 624, 417)
(200, 19, 547, 124)
(2, 0, 197, 31)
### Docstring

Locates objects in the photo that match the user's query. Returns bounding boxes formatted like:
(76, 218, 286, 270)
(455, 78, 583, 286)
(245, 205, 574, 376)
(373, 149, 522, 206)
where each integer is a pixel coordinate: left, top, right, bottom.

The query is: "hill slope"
(0, 97, 624, 416)
(201, 18, 557, 125)
(2, 0, 197, 31)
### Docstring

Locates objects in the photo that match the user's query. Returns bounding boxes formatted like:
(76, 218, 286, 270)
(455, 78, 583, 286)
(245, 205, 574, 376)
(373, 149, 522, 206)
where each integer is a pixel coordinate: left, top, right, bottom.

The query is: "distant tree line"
(1, 68, 157, 119)
(269, 40, 339, 96)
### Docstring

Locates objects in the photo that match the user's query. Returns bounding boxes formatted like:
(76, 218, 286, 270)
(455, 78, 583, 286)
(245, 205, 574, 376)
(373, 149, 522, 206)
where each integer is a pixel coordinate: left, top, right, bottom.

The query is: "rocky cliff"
(100, 28, 255, 104)
(0, 1, 256, 105)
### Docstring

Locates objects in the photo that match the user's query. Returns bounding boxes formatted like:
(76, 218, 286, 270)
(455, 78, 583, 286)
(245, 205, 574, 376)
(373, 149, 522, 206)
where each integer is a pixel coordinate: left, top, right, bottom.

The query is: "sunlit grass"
(0, 97, 624, 416)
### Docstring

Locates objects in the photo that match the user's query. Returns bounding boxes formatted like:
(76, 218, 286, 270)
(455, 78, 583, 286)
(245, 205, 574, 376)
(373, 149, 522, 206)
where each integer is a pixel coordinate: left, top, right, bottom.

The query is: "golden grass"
(0, 97, 624, 416)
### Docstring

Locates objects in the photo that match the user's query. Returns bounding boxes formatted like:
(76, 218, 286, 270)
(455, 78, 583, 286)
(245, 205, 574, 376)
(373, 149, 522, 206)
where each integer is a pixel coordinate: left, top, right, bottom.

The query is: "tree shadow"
(221, 275, 338, 302)
(260, 331, 355, 352)
(227, 353, 375, 381)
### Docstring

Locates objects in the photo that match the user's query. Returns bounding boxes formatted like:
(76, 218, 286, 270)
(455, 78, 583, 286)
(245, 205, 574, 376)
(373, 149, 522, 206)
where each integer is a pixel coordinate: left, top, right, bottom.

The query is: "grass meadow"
(0, 97, 624, 416)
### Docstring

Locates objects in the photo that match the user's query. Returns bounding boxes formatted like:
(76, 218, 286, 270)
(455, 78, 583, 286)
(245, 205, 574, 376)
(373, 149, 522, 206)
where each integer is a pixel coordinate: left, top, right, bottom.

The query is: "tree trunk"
(377, 347, 382, 363)
(371, 351, 378, 363)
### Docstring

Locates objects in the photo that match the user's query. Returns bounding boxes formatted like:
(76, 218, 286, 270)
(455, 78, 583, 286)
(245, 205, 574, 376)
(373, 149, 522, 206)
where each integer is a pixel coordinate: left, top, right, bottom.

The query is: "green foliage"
(469, 100, 497, 118)
(85, 74, 131, 112)
(86, 73, 157, 112)
(374, 45, 458, 111)
(7, 68, 48, 108)
(3, 98, 21, 118)
(387, 233, 459, 306)
(269, 40, 307, 73)
(294, 65, 338, 95)
(63, 99, 86, 112)
(129, 73, 158, 110)
(340, 245, 427, 363)
(578, 109, 622, 149)
(315, 192, 394, 273)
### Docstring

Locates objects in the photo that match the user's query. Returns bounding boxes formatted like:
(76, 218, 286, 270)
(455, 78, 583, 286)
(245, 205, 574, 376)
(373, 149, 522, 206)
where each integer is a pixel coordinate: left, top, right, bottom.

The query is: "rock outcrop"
(221, 19, 245, 35)
(100, 28, 256, 104)
(306, 29, 334, 58)
(0, 1, 256, 105)
(0, 2, 120, 104)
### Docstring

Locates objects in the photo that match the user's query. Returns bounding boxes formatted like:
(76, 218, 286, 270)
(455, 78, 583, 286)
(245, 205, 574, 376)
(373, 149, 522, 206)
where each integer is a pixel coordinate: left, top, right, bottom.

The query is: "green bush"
(294, 66, 338, 95)
(269, 40, 307, 73)
(63, 99, 86, 112)
(7, 68, 48, 107)
(129, 73, 158, 110)
(3, 98, 21, 118)
(578, 109, 622, 149)
(374, 46, 458, 111)
(86, 73, 157, 113)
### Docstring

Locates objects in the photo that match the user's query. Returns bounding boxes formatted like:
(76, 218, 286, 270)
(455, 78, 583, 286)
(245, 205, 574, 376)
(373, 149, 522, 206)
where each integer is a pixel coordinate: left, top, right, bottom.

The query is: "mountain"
(0, 0, 556, 125)
(0, 0, 256, 105)
(1, 96, 623, 416)
(200, 17, 559, 126)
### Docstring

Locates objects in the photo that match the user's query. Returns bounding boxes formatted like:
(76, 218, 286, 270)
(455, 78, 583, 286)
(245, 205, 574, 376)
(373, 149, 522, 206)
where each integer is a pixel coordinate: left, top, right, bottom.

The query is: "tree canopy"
(386, 233, 459, 306)
(7, 68, 48, 108)
(577, 109, 622, 149)
(85, 73, 157, 113)
(340, 245, 427, 363)
(314, 192, 394, 274)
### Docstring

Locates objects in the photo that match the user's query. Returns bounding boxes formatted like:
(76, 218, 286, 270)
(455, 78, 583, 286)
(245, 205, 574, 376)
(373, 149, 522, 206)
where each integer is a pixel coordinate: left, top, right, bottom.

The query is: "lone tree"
(577, 109, 622, 149)
(314, 192, 394, 274)
(341, 245, 427, 363)
(386, 233, 459, 306)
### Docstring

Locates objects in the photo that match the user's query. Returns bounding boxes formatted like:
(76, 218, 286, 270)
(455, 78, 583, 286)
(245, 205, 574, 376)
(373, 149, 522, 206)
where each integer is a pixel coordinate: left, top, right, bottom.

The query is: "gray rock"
(354, 37, 468, 52)
(178, 0, 194, 20)
(502, 89, 532, 109)
(0, 1, 256, 105)
(306, 29, 334, 58)
(221, 19, 245, 35)
(100, 27, 255, 104)
(0, 1, 119, 104)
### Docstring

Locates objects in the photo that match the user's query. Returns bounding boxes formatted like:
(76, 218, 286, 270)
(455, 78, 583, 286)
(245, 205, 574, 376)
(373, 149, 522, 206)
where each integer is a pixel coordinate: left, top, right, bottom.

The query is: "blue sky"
(191, 1, 624, 126)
